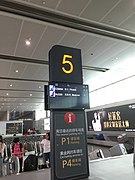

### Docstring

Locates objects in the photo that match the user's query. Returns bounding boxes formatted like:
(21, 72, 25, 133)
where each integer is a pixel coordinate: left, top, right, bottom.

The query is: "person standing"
(12, 137, 24, 174)
(41, 132, 50, 167)
(0, 136, 5, 177)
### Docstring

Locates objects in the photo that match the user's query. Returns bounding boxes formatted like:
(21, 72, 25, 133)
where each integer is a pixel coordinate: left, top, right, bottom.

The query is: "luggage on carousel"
(117, 133, 128, 143)
(24, 154, 38, 172)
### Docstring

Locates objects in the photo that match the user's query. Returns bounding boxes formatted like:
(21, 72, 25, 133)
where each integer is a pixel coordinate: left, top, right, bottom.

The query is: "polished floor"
(1, 154, 135, 180)
(90, 154, 135, 180)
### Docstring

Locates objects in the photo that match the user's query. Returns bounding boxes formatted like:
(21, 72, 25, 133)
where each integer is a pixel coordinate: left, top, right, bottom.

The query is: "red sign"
(64, 112, 76, 124)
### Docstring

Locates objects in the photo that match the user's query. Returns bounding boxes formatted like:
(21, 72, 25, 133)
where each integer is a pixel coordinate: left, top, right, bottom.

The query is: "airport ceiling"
(0, 0, 135, 112)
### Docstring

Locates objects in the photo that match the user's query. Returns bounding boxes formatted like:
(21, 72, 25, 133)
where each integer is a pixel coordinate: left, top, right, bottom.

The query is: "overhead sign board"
(49, 45, 83, 84)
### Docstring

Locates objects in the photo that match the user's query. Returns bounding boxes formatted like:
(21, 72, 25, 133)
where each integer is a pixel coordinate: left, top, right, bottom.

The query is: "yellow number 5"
(62, 54, 73, 74)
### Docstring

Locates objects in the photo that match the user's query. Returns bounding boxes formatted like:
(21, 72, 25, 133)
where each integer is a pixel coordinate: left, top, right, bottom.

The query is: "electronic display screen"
(45, 83, 90, 110)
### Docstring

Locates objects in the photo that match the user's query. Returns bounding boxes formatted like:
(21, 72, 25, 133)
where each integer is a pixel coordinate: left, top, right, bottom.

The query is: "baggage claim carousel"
(1, 153, 135, 180)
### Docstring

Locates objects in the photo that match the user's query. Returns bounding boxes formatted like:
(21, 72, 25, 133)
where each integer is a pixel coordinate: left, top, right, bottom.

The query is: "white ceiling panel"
(59, 30, 85, 47)
(0, 14, 22, 55)
(101, 0, 135, 28)
(119, 13, 135, 32)
(9, 62, 27, 78)
(33, 67, 49, 80)
(29, 0, 60, 9)
(76, 34, 102, 55)
(0, 61, 11, 76)
(0, 80, 10, 89)
(108, 45, 135, 71)
(80, 0, 119, 22)
(21, 64, 43, 79)
(15, 20, 45, 57)
(22, 64, 49, 80)
(15, 81, 46, 90)
(90, 42, 131, 67)
(32, 26, 66, 59)
(7, 91, 43, 98)
(82, 38, 117, 65)
(57, 0, 89, 16)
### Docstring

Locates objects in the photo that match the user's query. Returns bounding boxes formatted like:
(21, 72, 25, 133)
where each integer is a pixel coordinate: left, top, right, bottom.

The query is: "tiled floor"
(1, 154, 135, 180)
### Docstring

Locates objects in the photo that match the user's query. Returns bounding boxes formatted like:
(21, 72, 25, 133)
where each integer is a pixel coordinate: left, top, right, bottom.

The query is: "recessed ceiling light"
(25, 37, 31, 46)
(6, 93, 9, 96)
(39, 86, 41, 89)
(24, 99, 26, 101)
(42, 1, 46, 4)
(10, 84, 13, 87)
(30, 93, 32, 96)
(15, 70, 19, 73)
(116, 57, 118, 60)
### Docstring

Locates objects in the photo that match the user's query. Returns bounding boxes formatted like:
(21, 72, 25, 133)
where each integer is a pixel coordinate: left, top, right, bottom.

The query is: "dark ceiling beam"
(0, 102, 44, 103)
(0, 96, 43, 99)
(0, 54, 109, 72)
(0, 76, 48, 83)
(0, 54, 48, 65)
(0, 88, 43, 92)
(1, 1, 135, 43)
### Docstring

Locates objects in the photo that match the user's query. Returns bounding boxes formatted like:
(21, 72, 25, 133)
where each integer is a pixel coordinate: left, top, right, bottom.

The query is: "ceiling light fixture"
(15, 70, 19, 73)
(30, 93, 32, 96)
(42, 1, 46, 5)
(6, 93, 9, 96)
(10, 84, 13, 87)
(39, 86, 41, 88)
(25, 37, 31, 46)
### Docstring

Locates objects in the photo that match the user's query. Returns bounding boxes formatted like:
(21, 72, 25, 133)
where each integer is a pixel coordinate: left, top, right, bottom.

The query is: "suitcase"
(110, 144, 127, 156)
(89, 149, 104, 160)
(4, 157, 19, 175)
(117, 133, 128, 143)
(38, 157, 47, 169)
(24, 155, 38, 172)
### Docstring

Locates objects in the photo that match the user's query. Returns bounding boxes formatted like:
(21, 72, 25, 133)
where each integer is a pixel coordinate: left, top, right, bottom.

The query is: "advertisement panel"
(87, 103, 135, 132)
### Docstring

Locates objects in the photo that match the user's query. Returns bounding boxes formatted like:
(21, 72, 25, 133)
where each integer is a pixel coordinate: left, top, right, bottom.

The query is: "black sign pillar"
(49, 45, 89, 180)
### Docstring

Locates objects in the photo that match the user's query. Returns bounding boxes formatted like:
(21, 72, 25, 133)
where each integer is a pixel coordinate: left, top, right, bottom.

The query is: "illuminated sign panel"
(87, 103, 135, 132)
(47, 83, 90, 110)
